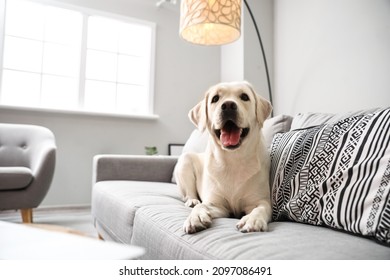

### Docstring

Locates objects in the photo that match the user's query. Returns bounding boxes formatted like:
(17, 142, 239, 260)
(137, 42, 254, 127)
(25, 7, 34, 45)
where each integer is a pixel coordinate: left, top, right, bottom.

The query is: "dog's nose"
(221, 101, 237, 111)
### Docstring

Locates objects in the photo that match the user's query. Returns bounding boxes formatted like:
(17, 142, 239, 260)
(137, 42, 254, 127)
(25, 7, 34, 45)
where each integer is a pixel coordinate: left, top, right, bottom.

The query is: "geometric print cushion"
(270, 107, 390, 245)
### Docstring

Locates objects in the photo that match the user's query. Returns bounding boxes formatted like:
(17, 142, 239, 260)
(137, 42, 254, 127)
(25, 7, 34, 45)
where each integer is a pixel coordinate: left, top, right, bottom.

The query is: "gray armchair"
(0, 123, 56, 223)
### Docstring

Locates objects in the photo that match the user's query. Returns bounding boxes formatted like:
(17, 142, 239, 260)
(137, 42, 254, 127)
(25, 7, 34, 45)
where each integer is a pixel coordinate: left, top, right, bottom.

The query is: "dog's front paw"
(183, 206, 212, 234)
(236, 214, 268, 233)
(184, 198, 201, 208)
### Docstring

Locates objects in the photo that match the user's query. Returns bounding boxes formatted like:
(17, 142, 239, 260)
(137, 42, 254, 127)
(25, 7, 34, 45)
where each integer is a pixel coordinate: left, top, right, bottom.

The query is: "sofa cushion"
(0, 167, 33, 190)
(131, 204, 390, 259)
(262, 114, 293, 150)
(91, 180, 182, 243)
(290, 108, 380, 130)
(182, 129, 209, 154)
(270, 107, 390, 245)
(171, 129, 209, 184)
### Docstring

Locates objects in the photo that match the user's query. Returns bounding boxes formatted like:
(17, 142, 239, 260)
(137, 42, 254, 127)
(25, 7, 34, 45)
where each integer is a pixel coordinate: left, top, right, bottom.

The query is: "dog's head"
(189, 81, 272, 151)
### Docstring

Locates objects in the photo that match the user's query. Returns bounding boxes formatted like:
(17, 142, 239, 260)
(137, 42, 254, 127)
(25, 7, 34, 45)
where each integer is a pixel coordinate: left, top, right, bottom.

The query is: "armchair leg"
(21, 208, 33, 223)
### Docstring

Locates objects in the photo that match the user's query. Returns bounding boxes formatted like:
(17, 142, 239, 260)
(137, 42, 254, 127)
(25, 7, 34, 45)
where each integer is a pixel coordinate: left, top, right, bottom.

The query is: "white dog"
(175, 81, 272, 234)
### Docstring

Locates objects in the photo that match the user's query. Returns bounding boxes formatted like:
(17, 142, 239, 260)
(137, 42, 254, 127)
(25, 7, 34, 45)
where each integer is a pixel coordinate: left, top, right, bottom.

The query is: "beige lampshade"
(180, 0, 241, 46)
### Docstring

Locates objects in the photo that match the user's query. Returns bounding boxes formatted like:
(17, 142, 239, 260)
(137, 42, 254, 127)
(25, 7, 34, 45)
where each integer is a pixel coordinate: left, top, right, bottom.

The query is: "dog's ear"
(256, 95, 272, 126)
(188, 95, 208, 132)
(245, 82, 272, 126)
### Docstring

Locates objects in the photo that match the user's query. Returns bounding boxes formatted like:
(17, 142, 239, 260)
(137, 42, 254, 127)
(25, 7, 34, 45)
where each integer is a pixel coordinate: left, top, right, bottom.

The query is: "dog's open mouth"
(214, 121, 249, 149)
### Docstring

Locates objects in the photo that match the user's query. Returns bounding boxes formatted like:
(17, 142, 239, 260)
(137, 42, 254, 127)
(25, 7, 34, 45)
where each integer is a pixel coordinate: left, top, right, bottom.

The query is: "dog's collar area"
(214, 121, 249, 150)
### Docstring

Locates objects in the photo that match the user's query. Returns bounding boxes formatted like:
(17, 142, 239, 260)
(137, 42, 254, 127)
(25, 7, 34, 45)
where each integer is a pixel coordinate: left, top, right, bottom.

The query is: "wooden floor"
(0, 205, 98, 238)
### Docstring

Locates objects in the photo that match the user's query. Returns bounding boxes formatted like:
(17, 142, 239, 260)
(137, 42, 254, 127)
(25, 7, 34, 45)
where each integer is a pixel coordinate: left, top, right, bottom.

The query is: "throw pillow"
(171, 129, 209, 184)
(262, 114, 293, 150)
(270, 108, 390, 245)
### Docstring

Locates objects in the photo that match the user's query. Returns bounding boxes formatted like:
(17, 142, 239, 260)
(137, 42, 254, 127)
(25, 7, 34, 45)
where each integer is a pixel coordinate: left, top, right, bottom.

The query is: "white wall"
(243, 0, 274, 103)
(220, 35, 244, 82)
(0, 0, 221, 206)
(221, 0, 274, 104)
(274, 0, 390, 115)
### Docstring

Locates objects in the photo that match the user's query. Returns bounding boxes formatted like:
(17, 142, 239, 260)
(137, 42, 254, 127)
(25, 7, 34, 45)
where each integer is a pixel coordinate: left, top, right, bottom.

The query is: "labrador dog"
(175, 81, 272, 234)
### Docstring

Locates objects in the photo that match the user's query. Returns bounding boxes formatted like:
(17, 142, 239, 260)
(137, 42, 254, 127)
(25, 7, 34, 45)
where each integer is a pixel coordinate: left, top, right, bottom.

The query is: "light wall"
(243, 0, 274, 103)
(0, 0, 221, 206)
(221, 0, 274, 103)
(274, 0, 390, 115)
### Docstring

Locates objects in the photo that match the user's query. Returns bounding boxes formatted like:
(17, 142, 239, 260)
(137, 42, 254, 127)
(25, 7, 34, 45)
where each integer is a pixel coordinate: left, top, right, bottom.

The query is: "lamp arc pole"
(243, 0, 273, 114)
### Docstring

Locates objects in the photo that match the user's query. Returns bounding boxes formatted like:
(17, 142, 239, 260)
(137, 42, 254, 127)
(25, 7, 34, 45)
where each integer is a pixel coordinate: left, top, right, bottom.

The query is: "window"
(0, 0, 156, 117)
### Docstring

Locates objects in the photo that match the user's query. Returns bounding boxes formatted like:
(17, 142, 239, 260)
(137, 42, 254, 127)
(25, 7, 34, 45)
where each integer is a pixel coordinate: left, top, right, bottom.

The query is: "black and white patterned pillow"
(270, 108, 390, 245)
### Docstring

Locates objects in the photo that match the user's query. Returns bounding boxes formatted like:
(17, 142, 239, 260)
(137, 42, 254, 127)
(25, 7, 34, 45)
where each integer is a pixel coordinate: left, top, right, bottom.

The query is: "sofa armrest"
(92, 155, 178, 184)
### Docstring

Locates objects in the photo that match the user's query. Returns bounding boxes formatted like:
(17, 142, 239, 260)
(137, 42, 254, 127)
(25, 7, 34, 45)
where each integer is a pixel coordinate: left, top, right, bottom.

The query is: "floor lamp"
(179, 0, 273, 114)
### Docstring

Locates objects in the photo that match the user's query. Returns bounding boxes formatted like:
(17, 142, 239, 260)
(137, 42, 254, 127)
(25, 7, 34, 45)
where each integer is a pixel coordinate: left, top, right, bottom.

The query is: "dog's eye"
(211, 95, 219, 103)
(240, 93, 250, 101)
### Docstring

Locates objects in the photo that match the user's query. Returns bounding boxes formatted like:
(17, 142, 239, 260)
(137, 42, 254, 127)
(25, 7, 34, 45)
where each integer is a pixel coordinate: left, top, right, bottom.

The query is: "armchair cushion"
(0, 167, 33, 190)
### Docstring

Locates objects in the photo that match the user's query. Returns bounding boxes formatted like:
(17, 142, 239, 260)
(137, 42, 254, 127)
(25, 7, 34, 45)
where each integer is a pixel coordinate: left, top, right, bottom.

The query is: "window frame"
(0, 0, 157, 119)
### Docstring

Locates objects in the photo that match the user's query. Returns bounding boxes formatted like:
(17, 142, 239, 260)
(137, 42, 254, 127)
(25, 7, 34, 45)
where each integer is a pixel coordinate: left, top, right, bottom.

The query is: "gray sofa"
(91, 109, 390, 259)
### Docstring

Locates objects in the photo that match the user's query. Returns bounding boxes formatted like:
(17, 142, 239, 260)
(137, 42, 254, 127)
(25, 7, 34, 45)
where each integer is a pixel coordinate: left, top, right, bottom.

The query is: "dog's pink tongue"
(221, 128, 241, 147)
